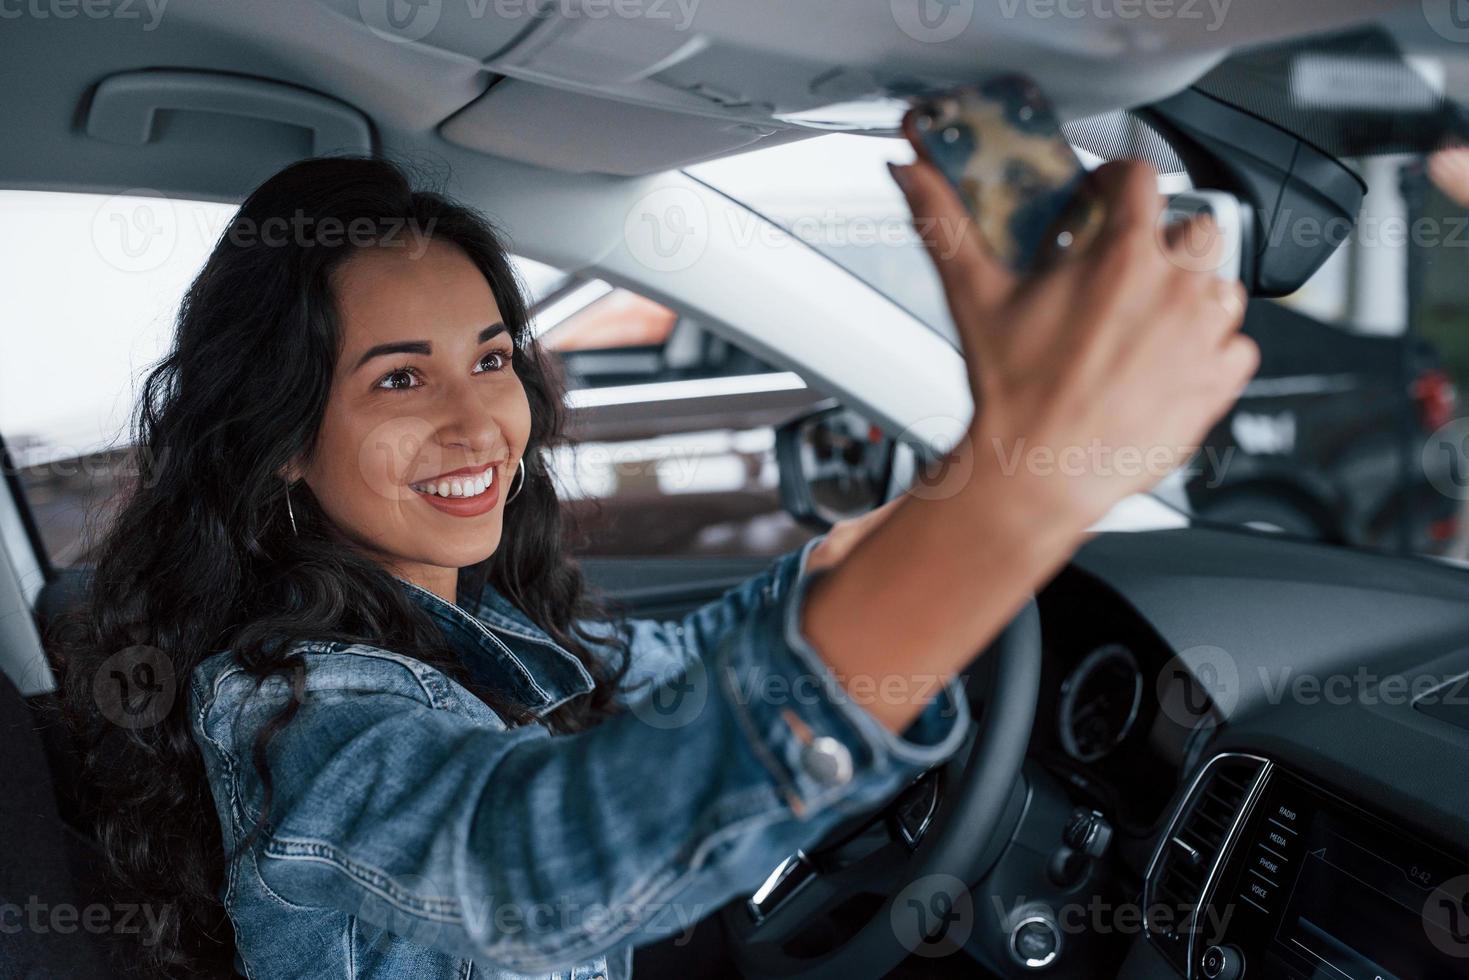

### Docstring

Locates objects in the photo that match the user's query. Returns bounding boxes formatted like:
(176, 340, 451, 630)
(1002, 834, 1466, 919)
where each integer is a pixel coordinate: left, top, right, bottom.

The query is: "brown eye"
(475, 349, 512, 374)
(375, 367, 420, 390)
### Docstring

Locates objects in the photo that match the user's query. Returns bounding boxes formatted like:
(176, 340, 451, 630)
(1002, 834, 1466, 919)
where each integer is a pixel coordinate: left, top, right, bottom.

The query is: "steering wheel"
(722, 599, 1042, 979)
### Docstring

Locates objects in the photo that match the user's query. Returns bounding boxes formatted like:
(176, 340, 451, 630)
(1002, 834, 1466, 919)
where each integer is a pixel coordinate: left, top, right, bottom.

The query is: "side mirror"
(775, 406, 895, 531)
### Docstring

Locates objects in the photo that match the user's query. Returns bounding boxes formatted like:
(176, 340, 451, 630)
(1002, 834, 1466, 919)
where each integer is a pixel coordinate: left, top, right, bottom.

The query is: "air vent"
(1144, 754, 1268, 976)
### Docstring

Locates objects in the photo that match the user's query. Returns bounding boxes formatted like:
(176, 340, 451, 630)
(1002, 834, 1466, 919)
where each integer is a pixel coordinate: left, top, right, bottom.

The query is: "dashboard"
(1145, 753, 1469, 979)
(1033, 567, 1202, 834)
(720, 523, 1469, 979)
(1020, 526, 1469, 979)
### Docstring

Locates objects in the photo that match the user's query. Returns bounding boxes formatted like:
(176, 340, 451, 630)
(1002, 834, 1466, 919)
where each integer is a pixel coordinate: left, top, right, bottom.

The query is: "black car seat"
(0, 668, 118, 979)
(0, 522, 123, 980)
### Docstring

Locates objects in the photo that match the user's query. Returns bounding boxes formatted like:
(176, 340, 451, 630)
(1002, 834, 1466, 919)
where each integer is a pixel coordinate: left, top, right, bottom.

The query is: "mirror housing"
(1142, 87, 1365, 298)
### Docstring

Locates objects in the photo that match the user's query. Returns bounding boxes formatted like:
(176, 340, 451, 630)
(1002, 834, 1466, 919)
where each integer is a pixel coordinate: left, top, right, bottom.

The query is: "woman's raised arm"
(801, 156, 1258, 734)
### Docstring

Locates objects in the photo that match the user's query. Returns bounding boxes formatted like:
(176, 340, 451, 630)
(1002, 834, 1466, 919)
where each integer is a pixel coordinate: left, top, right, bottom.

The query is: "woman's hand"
(806, 498, 901, 575)
(888, 151, 1256, 527)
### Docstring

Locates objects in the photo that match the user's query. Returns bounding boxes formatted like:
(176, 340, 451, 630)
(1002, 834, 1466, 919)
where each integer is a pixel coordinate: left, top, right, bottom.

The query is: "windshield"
(693, 22, 1469, 563)
(690, 135, 958, 342)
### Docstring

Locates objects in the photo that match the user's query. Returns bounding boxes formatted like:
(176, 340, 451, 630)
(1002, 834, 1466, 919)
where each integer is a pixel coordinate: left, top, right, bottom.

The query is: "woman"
(51, 131, 1254, 978)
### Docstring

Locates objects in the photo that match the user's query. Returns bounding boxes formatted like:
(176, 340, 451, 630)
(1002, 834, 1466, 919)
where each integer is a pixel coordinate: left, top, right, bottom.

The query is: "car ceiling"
(0, 0, 1450, 345)
(0, 0, 1421, 195)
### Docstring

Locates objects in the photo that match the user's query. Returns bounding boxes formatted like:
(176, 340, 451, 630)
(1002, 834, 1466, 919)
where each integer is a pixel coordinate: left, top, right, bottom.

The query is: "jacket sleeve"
(603, 534, 971, 757)
(193, 535, 971, 972)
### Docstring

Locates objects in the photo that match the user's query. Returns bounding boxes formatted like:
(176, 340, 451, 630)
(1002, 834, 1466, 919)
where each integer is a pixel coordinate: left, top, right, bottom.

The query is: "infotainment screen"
(1198, 767, 1469, 979)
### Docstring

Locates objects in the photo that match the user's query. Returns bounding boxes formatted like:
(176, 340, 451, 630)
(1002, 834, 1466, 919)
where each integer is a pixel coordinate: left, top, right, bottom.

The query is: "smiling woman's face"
(293, 237, 531, 600)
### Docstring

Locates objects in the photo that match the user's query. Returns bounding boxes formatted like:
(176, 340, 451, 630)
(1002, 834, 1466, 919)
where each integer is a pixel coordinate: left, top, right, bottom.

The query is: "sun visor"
(440, 80, 787, 175)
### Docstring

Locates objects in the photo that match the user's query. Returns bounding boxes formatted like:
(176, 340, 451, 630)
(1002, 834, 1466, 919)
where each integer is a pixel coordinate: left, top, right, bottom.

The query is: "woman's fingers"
(1429, 146, 1469, 207)
(806, 496, 904, 573)
(1205, 277, 1249, 342)
(889, 158, 1017, 315)
(1157, 211, 1250, 348)
(888, 159, 1019, 319)
(1217, 331, 1261, 396)
(1088, 160, 1166, 241)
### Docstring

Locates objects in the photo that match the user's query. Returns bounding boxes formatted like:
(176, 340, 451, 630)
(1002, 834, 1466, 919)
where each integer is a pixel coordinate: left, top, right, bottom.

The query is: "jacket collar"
(394, 576, 595, 718)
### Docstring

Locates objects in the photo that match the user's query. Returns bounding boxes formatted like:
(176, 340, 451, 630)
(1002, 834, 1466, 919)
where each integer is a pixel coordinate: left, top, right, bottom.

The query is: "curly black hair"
(47, 156, 631, 977)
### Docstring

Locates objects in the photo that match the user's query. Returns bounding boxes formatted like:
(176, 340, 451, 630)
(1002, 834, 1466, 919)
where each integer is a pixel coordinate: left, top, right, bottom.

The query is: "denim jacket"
(188, 535, 971, 979)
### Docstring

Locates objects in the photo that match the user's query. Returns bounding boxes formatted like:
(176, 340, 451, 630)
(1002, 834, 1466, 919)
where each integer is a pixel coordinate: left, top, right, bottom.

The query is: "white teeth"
(410, 466, 497, 499)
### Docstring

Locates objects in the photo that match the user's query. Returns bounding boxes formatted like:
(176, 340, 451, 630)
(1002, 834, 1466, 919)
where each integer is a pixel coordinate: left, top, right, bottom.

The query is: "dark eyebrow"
(352, 322, 506, 371)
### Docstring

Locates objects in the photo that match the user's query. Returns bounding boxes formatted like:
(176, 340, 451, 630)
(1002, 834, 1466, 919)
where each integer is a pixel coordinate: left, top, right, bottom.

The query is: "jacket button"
(800, 735, 853, 788)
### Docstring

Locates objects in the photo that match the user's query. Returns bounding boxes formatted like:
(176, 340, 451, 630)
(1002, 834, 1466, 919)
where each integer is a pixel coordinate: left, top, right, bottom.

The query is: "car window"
(1, 189, 234, 567)
(534, 279, 815, 559)
(0, 189, 813, 566)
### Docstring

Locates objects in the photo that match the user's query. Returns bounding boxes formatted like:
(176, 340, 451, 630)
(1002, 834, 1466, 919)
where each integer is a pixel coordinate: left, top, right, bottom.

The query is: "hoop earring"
(506, 457, 526, 504)
(285, 482, 299, 535)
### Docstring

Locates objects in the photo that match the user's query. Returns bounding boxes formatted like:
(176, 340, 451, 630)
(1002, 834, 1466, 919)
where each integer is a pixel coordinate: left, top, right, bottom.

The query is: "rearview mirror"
(775, 406, 895, 531)
(1142, 85, 1365, 297)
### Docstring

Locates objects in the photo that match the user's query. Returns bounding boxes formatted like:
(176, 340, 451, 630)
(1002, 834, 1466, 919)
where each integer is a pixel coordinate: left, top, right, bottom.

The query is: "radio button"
(1253, 852, 1284, 877)
(1201, 943, 1244, 980)
(1242, 876, 1273, 906)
